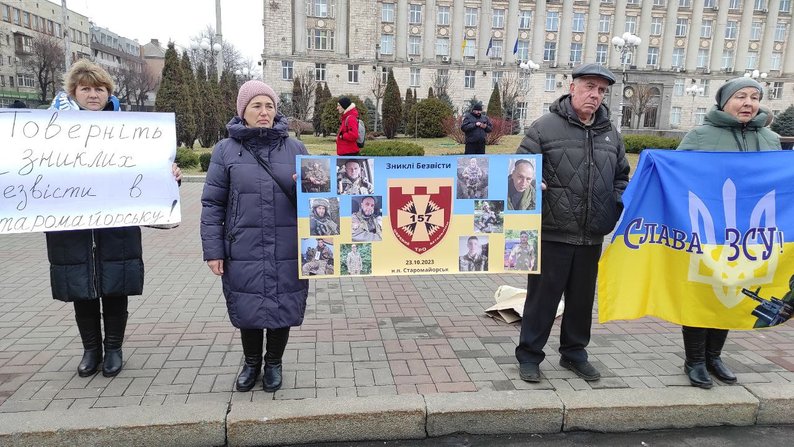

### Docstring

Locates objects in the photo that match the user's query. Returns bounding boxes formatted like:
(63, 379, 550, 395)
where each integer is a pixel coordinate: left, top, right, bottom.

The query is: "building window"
(725, 21, 738, 39)
(746, 52, 759, 70)
(492, 70, 503, 88)
(410, 68, 420, 87)
(596, 44, 608, 64)
(307, 0, 333, 18)
(697, 49, 709, 68)
(308, 29, 334, 50)
(13, 8, 19, 25)
(781, 0, 792, 13)
(465, 8, 478, 27)
(408, 36, 421, 56)
(381, 3, 395, 22)
(599, 15, 610, 33)
(627, 0, 640, 4)
(437, 5, 450, 25)
(2, 5, 9, 22)
(650, 17, 663, 35)
(674, 78, 685, 96)
(348, 64, 359, 83)
(771, 52, 782, 70)
(722, 50, 735, 69)
(754, 0, 767, 11)
(544, 73, 556, 92)
(464, 39, 476, 58)
(380, 34, 395, 55)
(750, 22, 762, 40)
(516, 40, 529, 61)
(22, 11, 29, 27)
(701, 20, 713, 38)
(570, 43, 583, 63)
(543, 42, 556, 62)
(409, 4, 422, 24)
(625, 16, 637, 34)
(775, 23, 787, 41)
(572, 13, 585, 32)
(647, 47, 660, 66)
(489, 39, 503, 58)
(700, 79, 710, 96)
(435, 37, 450, 56)
(729, 0, 740, 9)
(315, 63, 326, 81)
(703, 0, 716, 6)
(519, 10, 531, 29)
(17, 74, 35, 87)
(516, 102, 527, 124)
(672, 48, 685, 67)
(654, 0, 666, 6)
(519, 71, 530, 90)
(464, 70, 475, 88)
(771, 81, 784, 99)
(675, 18, 688, 37)
(546, 12, 559, 32)
(670, 107, 682, 126)
(9, 76, 13, 87)
(679, 0, 692, 6)
(695, 107, 707, 125)
(492, 9, 505, 28)
(281, 61, 293, 80)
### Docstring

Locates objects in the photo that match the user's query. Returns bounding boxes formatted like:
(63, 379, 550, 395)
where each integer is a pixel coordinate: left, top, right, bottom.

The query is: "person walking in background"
(201, 80, 309, 393)
(460, 102, 493, 155)
(514, 63, 630, 383)
(336, 96, 360, 156)
(9, 99, 27, 108)
(676, 77, 781, 389)
(46, 59, 182, 379)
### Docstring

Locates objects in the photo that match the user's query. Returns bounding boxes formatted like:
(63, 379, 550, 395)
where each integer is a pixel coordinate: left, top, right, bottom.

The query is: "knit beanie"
(236, 80, 279, 118)
(472, 102, 483, 111)
(338, 96, 352, 110)
(715, 77, 764, 110)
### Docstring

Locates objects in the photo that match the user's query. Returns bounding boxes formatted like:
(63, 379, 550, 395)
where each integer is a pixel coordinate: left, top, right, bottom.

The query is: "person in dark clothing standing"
(514, 63, 630, 383)
(460, 102, 493, 154)
(201, 80, 309, 393)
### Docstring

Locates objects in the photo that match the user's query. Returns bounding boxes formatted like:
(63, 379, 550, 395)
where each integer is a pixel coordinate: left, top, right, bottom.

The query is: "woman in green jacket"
(677, 77, 781, 389)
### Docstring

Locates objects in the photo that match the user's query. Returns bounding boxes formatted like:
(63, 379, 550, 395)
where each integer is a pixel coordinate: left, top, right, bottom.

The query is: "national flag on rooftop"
(486, 37, 493, 56)
(513, 37, 519, 55)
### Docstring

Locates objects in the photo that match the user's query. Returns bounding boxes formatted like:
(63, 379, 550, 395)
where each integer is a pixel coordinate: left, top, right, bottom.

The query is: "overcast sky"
(63, 0, 263, 63)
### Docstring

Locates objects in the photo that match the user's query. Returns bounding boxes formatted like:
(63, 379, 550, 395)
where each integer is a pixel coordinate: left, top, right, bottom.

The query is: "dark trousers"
(464, 142, 486, 154)
(240, 327, 291, 362)
(73, 296, 128, 320)
(515, 241, 601, 365)
(681, 326, 729, 362)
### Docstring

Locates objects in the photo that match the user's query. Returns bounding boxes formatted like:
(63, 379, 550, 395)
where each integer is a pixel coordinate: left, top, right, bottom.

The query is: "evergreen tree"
(364, 97, 377, 132)
(771, 105, 794, 136)
(155, 43, 187, 145)
(179, 51, 198, 147)
(321, 83, 333, 136)
(382, 69, 402, 139)
(312, 82, 326, 136)
(400, 88, 413, 134)
(487, 85, 503, 119)
(196, 63, 221, 147)
(427, 87, 434, 98)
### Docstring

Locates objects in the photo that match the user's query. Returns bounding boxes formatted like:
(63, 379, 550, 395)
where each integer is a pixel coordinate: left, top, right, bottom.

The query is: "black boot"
(706, 329, 737, 384)
(682, 326, 713, 389)
(263, 328, 290, 392)
(236, 329, 263, 392)
(74, 312, 102, 377)
(102, 310, 128, 377)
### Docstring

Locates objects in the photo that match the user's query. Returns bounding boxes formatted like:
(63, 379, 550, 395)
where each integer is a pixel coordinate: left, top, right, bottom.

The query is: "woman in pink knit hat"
(200, 80, 309, 393)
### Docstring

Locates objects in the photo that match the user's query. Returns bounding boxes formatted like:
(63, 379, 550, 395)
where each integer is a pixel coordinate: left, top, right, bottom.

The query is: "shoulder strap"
(246, 146, 297, 209)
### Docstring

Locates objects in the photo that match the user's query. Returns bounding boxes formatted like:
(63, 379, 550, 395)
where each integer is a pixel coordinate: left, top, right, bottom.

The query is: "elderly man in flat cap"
(514, 63, 630, 384)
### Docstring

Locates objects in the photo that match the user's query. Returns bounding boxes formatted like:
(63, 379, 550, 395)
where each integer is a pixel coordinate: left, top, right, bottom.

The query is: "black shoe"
(102, 349, 123, 377)
(263, 361, 283, 392)
(236, 363, 262, 392)
(707, 357, 737, 384)
(519, 363, 541, 383)
(102, 311, 127, 377)
(78, 349, 102, 377)
(560, 358, 601, 381)
(684, 362, 713, 389)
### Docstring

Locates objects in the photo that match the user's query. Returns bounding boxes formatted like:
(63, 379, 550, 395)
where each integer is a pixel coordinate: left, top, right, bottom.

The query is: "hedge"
(175, 147, 199, 168)
(360, 140, 425, 156)
(199, 152, 212, 172)
(623, 135, 681, 154)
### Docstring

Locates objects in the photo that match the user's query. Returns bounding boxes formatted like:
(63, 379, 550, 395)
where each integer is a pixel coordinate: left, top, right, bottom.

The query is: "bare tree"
(291, 68, 315, 121)
(188, 26, 246, 75)
(498, 72, 522, 121)
(430, 70, 451, 101)
(370, 69, 387, 132)
(625, 84, 660, 129)
(129, 67, 160, 110)
(23, 35, 65, 103)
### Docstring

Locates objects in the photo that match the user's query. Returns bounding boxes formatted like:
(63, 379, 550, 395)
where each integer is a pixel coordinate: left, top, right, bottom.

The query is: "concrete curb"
(182, 175, 206, 183)
(425, 390, 563, 436)
(558, 387, 759, 432)
(226, 394, 426, 446)
(0, 402, 228, 447)
(2, 386, 793, 446)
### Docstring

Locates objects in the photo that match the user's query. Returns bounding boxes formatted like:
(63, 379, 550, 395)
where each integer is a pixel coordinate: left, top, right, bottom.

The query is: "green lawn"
(183, 134, 640, 175)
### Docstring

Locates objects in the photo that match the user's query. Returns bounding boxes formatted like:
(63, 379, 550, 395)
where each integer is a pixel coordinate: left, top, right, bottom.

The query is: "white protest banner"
(0, 109, 180, 234)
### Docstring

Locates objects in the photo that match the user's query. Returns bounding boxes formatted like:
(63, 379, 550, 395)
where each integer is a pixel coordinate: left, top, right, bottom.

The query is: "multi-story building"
(0, 0, 90, 107)
(90, 23, 142, 73)
(262, 0, 794, 132)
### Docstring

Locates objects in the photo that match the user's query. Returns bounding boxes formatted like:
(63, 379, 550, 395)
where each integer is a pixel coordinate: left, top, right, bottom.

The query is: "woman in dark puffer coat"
(201, 80, 309, 393)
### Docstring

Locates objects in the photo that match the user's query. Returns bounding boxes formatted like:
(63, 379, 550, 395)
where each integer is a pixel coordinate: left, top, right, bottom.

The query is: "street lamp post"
(744, 69, 769, 96)
(518, 59, 540, 133)
(685, 82, 705, 126)
(192, 38, 223, 81)
(611, 32, 641, 133)
(235, 68, 252, 83)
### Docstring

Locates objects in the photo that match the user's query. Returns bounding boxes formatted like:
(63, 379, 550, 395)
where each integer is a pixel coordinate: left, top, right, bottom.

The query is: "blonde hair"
(64, 59, 115, 98)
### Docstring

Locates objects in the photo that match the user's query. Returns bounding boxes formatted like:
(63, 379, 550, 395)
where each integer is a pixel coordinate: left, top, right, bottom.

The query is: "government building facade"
(262, 0, 794, 132)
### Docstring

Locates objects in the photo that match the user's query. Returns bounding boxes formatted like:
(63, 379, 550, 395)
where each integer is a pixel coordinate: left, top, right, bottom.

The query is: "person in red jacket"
(336, 96, 360, 156)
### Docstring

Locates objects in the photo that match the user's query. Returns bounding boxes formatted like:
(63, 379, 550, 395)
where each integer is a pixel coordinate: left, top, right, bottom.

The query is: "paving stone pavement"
(1, 182, 793, 416)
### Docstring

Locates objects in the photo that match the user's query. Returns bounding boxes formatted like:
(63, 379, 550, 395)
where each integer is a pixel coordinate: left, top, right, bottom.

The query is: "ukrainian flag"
(598, 150, 794, 329)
